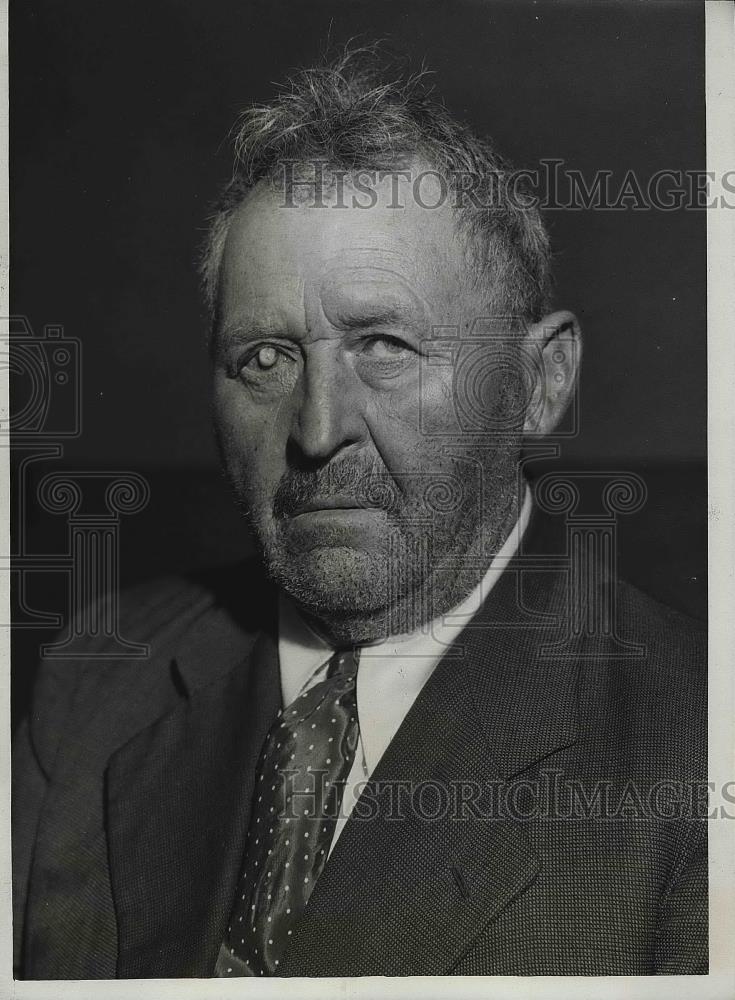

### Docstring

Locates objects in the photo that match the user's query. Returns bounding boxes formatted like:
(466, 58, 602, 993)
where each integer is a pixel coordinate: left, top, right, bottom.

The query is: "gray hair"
(199, 45, 552, 332)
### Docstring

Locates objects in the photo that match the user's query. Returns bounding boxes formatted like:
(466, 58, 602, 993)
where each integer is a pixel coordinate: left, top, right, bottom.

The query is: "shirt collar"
(277, 589, 333, 707)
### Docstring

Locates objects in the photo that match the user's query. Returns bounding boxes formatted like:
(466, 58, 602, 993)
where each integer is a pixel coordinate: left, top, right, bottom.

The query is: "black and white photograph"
(5, 0, 735, 993)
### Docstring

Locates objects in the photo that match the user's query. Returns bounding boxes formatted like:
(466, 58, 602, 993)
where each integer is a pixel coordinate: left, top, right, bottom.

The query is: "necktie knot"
(326, 647, 359, 680)
(281, 648, 359, 727)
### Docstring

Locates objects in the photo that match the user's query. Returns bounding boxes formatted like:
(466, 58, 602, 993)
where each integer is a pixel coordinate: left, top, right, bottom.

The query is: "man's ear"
(521, 309, 582, 437)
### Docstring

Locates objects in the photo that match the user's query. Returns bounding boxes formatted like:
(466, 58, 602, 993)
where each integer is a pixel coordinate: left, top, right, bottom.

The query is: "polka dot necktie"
(215, 647, 360, 977)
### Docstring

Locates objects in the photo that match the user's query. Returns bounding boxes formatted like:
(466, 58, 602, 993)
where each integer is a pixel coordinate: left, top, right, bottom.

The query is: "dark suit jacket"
(12, 511, 707, 978)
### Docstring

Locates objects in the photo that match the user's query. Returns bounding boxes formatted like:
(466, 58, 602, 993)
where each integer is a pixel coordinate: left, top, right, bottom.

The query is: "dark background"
(11, 0, 706, 723)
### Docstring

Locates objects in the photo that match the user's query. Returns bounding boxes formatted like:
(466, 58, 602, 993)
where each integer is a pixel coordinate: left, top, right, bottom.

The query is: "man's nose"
(288, 350, 364, 464)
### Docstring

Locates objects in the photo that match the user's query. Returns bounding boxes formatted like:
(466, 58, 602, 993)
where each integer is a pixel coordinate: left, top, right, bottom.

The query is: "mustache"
(272, 457, 402, 519)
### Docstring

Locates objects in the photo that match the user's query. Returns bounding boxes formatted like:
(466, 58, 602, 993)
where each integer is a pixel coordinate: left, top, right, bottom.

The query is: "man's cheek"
(405, 360, 464, 439)
(215, 399, 287, 470)
(366, 377, 450, 464)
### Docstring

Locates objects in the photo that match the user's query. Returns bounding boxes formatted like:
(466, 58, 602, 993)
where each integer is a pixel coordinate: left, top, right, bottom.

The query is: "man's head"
(204, 47, 581, 644)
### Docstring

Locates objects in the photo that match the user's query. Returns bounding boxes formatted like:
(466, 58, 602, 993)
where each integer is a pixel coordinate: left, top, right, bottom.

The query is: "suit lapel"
(280, 536, 581, 976)
(106, 611, 282, 978)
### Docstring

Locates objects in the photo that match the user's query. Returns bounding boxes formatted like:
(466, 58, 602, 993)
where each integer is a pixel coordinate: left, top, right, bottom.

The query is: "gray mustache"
(272, 461, 401, 518)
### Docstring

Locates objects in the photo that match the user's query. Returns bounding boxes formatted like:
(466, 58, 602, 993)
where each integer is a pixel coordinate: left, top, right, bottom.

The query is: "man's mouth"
(292, 495, 372, 515)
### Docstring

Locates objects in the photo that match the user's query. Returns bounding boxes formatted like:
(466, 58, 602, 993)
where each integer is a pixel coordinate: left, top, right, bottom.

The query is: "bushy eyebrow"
(336, 306, 421, 332)
(215, 307, 424, 352)
(217, 323, 276, 346)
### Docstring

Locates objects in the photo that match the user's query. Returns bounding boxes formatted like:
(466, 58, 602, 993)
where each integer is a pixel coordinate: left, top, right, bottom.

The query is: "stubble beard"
(227, 448, 521, 646)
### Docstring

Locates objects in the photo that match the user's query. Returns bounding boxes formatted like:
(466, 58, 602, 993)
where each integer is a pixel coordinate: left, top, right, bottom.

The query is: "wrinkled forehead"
(217, 167, 475, 331)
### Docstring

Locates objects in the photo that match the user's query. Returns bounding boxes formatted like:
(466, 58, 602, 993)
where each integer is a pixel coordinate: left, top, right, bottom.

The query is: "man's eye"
(361, 336, 415, 360)
(235, 344, 299, 392)
(248, 345, 281, 371)
(238, 345, 292, 377)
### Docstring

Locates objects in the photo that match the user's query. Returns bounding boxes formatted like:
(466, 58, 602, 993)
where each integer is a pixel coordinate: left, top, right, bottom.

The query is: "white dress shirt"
(277, 485, 532, 855)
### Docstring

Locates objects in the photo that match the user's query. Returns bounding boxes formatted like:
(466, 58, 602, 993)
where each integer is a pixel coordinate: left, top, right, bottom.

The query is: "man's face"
(212, 168, 525, 639)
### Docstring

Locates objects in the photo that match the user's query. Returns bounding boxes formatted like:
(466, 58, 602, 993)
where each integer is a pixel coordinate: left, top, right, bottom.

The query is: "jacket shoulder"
(616, 577, 706, 673)
(26, 560, 271, 775)
(581, 578, 707, 779)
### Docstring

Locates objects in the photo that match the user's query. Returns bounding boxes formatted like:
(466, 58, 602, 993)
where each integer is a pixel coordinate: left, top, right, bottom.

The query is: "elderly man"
(13, 49, 706, 978)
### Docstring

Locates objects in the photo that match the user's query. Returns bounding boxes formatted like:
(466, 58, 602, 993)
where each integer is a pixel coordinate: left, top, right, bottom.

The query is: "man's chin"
(266, 545, 392, 616)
